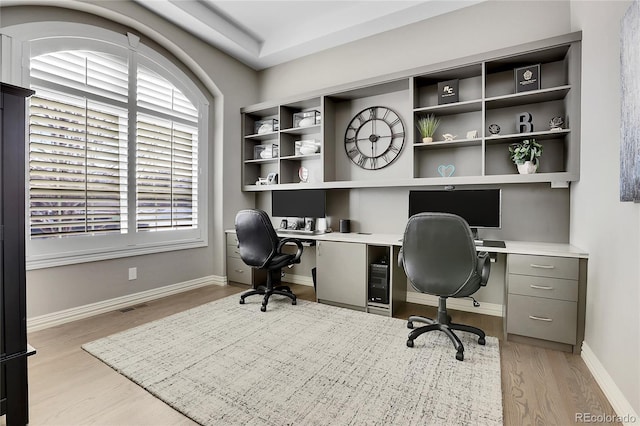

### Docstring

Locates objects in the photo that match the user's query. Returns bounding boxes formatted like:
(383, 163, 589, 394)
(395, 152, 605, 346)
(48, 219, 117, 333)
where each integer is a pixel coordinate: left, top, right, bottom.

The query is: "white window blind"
(136, 65, 198, 231)
(28, 49, 200, 240)
(136, 115, 198, 231)
(29, 50, 129, 239)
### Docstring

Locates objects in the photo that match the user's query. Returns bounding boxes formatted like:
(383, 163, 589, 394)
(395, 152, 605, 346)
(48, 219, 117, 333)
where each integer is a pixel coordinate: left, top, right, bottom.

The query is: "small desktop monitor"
(408, 189, 501, 232)
(272, 189, 326, 218)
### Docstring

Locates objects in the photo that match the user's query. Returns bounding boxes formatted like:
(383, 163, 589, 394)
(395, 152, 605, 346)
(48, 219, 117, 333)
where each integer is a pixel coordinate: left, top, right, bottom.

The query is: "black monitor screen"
(409, 189, 501, 228)
(272, 189, 326, 218)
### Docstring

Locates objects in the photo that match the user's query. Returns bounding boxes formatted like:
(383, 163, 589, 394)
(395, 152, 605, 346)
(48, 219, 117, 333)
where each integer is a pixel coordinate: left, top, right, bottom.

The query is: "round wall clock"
(344, 106, 405, 170)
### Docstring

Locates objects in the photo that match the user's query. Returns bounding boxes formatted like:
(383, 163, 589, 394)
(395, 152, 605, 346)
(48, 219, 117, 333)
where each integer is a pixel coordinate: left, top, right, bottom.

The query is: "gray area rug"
(83, 295, 502, 425)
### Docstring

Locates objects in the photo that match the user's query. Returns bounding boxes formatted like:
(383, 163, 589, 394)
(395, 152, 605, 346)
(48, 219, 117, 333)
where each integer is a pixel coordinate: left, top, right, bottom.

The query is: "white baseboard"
(405, 292, 503, 317)
(27, 275, 225, 333)
(581, 342, 639, 425)
(281, 272, 314, 287)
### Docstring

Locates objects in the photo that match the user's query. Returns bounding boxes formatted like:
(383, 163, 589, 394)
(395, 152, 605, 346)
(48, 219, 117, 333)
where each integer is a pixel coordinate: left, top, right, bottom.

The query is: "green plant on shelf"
(416, 114, 440, 143)
(508, 138, 543, 165)
(509, 138, 543, 174)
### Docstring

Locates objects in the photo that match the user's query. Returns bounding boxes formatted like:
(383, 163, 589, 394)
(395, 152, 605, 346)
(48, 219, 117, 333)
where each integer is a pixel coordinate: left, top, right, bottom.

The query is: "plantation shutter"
(136, 65, 198, 231)
(29, 51, 129, 238)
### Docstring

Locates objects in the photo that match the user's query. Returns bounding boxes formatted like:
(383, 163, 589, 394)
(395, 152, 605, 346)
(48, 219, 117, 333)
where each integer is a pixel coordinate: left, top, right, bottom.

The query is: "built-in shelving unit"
(241, 32, 581, 191)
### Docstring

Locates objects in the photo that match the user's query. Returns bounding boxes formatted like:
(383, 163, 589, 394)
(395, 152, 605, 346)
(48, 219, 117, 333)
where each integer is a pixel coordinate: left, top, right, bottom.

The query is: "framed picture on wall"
(620, 0, 640, 202)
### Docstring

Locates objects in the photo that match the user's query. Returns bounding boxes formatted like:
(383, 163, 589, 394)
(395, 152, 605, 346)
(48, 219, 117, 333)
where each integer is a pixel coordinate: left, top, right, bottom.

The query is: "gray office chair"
(398, 212, 490, 361)
(235, 209, 303, 312)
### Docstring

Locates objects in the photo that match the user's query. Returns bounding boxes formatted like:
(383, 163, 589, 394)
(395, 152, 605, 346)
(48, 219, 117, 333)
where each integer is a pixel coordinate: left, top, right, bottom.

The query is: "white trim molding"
(27, 275, 225, 332)
(581, 342, 640, 426)
(406, 292, 504, 317)
(281, 272, 314, 287)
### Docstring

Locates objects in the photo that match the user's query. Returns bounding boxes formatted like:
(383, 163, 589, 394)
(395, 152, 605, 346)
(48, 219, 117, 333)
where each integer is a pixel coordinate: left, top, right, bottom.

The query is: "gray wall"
(570, 0, 639, 416)
(257, 0, 640, 415)
(258, 1, 571, 100)
(1, 2, 259, 318)
(255, 0, 574, 246)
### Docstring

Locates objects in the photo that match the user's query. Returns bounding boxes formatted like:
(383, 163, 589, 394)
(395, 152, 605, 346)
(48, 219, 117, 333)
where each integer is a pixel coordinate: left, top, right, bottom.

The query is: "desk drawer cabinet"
(507, 254, 582, 351)
(225, 232, 265, 286)
(507, 294, 577, 344)
(508, 254, 578, 279)
(227, 257, 252, 284)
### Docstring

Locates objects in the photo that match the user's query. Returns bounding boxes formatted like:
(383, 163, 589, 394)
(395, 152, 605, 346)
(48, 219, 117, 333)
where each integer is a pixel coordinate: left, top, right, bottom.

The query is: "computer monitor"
(272, 189, 326, 218)
(408, 189, 501, 233)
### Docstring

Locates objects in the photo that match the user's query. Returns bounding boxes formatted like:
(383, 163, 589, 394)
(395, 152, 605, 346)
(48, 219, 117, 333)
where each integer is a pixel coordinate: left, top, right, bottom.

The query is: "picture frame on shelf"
(266, 172, 278, 185)
(514, 64, 540, 93)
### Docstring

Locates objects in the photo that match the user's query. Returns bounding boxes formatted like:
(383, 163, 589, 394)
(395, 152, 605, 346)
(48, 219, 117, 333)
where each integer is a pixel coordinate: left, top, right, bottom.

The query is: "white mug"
(316, 218, 328, 232)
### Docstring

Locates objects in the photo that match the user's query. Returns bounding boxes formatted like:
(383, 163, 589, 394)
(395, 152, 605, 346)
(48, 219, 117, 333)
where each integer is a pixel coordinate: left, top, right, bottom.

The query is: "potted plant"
(508, 138, 543, 174)
(416, 114, 440, 143)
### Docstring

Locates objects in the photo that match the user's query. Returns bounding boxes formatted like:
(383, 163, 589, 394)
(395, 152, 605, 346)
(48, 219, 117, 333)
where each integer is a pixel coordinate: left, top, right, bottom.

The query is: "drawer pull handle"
(530, 263, 555, 269)
(530, 284, 554, 290)
(529, 315, 553, 322)
(234, 269, 245, 273)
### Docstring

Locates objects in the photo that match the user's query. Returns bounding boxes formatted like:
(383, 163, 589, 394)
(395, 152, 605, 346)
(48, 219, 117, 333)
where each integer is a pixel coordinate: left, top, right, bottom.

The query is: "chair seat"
(235, 209, 304, 312)
(399, 213, 491, 361)
(269, 253, 297, 270)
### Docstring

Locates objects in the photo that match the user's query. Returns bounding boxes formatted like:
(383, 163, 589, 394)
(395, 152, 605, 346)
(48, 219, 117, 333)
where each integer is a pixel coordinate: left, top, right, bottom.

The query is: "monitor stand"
(471, 228, 506, 248)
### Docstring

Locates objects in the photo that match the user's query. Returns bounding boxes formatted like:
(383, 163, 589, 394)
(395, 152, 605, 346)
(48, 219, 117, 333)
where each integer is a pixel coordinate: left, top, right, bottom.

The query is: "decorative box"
(295, 140, 319, 156)
(254, 144, 278, 160)
(254, 118, 279, 134)
(515, 64, 540, 93)
(293, 110, 321, 128)
(438, 79, 459, 104)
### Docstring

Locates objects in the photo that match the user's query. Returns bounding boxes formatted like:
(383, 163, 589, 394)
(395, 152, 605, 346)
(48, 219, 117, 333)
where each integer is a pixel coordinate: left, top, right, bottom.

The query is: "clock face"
(344, 106, 405, 170)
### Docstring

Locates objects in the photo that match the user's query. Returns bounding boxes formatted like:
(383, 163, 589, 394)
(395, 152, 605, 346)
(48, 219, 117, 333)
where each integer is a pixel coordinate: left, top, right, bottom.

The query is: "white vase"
(422, 137, 433, 143)
(517, 161, 538, 174)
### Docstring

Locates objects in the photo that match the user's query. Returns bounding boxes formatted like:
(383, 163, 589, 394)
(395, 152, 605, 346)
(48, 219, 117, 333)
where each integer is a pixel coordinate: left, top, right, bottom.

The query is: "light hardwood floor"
(11, 283, 618, 426)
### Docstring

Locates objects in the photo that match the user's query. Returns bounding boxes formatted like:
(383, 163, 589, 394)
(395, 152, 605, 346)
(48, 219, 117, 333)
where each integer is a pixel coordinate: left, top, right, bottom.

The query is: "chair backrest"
(235, 209, 279, 268)
(400, 212, 480, 297)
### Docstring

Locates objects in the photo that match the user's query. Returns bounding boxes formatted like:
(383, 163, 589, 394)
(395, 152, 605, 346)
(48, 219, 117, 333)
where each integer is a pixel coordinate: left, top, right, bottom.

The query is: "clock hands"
(344, 106, 405, 170)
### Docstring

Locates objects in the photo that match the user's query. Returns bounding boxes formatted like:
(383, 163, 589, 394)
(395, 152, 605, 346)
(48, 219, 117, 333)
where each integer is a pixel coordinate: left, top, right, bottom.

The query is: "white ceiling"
(134, 0, 484, 70)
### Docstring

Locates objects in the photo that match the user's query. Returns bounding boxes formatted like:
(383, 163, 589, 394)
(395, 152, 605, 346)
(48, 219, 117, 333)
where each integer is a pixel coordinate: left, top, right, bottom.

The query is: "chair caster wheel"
(478, 337, 486, 345)
(406, 339, 414, 348)
(239, 299, 245, 304)
(292, 299, 297, 305)
(407, 321, 414, 329)
(260, 305, 267, 312)
(456, 351, 464, 361)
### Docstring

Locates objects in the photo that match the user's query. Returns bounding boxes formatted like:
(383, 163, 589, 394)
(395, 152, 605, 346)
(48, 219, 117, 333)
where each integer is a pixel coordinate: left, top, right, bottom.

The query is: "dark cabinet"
(0, 83, 35, 425)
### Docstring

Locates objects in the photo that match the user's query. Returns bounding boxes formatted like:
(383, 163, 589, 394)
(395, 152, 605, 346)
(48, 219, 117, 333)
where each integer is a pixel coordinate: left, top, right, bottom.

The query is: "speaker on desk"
(368, 263, 389, 304)
(339, 219, 350, 233)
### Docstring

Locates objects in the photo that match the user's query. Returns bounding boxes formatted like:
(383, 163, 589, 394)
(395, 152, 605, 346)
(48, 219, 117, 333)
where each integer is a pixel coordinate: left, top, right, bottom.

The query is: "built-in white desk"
(226, 230, 588, 353)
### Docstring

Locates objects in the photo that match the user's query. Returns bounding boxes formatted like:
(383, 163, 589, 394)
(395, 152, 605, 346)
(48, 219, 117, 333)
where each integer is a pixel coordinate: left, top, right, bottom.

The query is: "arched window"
(5, 25, 209, 268)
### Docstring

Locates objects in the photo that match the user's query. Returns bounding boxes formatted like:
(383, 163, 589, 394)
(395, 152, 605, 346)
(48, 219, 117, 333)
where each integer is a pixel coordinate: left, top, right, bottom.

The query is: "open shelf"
(240, 32, 581, 191)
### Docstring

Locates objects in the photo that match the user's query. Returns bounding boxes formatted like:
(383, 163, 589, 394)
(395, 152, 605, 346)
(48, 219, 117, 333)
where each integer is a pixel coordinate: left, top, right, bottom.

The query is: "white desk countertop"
(227, 230, 588, 259)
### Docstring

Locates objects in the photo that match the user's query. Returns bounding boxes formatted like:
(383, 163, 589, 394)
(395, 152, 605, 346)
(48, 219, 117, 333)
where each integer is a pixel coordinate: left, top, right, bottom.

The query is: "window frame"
(7, 23, 209, 270)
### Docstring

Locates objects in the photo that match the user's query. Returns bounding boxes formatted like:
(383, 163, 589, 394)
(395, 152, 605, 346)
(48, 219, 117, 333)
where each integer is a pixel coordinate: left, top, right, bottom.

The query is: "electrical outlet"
(128, 267, 137, 280)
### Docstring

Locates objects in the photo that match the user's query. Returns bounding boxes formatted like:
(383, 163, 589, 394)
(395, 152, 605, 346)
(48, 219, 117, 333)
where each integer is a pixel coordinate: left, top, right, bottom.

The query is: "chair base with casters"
(406, 296, 485, 361)
(234, 209, 304, 312)
(239, 268, 296, 312)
